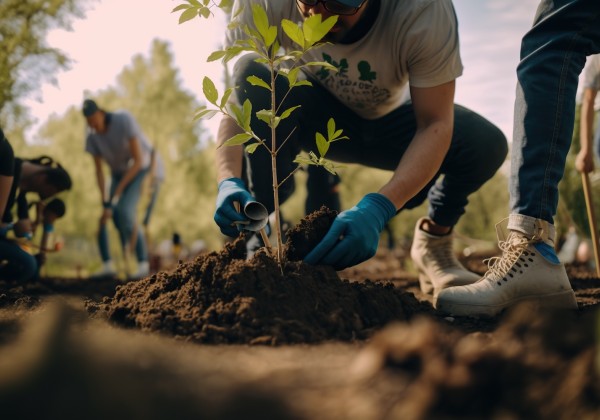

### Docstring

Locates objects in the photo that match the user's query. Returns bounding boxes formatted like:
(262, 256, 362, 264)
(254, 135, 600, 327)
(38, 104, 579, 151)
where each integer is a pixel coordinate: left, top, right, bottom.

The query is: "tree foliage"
(30, 39, 221, 272)
(0, 0, 93, 129)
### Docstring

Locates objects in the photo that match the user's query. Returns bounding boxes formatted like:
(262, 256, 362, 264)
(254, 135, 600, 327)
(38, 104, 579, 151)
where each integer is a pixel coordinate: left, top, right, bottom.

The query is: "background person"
(436, 0, 599, 317)
(31, 198, 66, 275)
(0, 154, 72, 282)
(83, 99, 153, 280)
(214, 0, 508, 297)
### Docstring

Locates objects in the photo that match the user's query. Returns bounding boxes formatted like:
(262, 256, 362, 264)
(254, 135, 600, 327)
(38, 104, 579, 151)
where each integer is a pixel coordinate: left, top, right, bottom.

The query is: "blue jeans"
(510, 0, 600, 227)
(99, 169, 148, 262)
(0, 238, 37, 282)
(235, 55, 508, 227)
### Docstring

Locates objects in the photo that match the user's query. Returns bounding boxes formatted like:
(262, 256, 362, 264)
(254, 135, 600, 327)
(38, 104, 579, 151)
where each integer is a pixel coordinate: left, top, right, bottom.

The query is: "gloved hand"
(304, 193, 396, 270)
(214, 177, 257, 237)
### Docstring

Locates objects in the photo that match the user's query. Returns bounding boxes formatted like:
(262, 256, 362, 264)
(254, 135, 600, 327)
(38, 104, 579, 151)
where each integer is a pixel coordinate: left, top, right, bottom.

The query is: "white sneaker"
(90, 261, 117, 279)
(410, 218, 479, 296)
(130, 261, 150, 280)
(435, 219, 578, 317)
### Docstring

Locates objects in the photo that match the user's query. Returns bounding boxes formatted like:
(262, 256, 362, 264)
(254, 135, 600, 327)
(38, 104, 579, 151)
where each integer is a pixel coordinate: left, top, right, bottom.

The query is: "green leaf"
(242, 99, 252, 131)
(292, 80, 312, 88)
(245, 142, 261, 154)
(287, 68, 300, 86)
(247, 75, 271, 90)
(256, 109, 272, 125)
(199, 6, 211, 18)
(281, 19, 304, 49)
(327, 118, 335, 140)
(179, 7, 199, 24)
(229, 103, 244, 126)
(316, 132, 329, 157)
(279, 105, 301, 120)
(202, 77, 218, 105)
(220, 87, 235, 109)
(303, 61, 337, 72)
(223, 133, 253, 147)
(171, 4, 191, 13)
(251, 4, 270, 41)
(264, 26, 278, 49)
(207, 50, 227, 62)
(293, 155, 314, 166)
(193, 109, 219, 121)
(333, 129, 343, 139)
(303, 15, 337, 45)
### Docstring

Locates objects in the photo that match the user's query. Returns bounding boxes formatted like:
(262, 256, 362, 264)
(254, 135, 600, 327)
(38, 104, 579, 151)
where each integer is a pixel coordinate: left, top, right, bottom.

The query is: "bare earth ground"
(0, 221, 599, 419)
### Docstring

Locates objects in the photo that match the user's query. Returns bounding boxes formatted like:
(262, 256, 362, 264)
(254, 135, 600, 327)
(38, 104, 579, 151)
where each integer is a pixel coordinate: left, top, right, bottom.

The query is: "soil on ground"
(0, 207, 599, 419)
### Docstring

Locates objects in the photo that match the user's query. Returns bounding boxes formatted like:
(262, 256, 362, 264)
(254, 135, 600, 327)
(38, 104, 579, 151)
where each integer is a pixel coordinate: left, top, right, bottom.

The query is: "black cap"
(82, 99, 99, 117)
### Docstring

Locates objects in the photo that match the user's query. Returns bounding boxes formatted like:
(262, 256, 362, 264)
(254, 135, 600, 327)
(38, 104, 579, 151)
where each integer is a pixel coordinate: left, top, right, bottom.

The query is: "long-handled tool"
(232, 201, 272, 249)
(581, 172, 600, 276)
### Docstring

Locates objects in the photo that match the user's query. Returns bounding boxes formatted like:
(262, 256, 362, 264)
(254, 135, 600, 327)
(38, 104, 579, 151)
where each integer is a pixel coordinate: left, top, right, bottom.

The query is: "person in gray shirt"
(83, 99, 152, 279)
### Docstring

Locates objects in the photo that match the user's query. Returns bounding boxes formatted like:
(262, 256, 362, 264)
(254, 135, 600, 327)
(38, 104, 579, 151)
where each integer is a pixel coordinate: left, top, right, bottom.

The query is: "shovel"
(232, 201, 272, 249)
(581, 172, 600, 277)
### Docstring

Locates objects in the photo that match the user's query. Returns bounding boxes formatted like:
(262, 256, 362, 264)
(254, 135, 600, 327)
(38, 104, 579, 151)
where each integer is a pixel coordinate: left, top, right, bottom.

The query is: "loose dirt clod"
(89, 208, 423, 344)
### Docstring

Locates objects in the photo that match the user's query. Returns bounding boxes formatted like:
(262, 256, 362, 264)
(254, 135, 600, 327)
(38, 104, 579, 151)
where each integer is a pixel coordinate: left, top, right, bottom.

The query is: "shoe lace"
(483, 232, 532, 280)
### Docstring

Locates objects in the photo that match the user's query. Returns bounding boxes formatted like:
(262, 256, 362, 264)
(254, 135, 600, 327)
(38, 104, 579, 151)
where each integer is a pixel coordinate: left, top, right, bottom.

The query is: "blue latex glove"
(305, 193, 396, 270)
(214, 177, 257, 237)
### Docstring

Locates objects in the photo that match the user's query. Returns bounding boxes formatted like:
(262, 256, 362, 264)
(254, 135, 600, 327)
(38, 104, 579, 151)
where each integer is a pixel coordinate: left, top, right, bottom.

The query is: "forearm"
(378, 121, 452, 210)
(113, 162, 141, 200)
(580, 100, 595, 154)
(216, 115, 245, 182)
(95, 170, 107, 204)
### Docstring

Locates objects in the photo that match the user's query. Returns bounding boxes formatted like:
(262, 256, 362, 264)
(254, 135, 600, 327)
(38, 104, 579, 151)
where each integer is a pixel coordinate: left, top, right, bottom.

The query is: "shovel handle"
(581, 172, 600, 277)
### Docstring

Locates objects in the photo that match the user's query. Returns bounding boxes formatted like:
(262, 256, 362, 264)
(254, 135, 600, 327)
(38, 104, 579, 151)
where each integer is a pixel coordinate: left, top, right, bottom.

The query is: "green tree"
(35, 39, 221, 274)
(0, 0, 93, 131)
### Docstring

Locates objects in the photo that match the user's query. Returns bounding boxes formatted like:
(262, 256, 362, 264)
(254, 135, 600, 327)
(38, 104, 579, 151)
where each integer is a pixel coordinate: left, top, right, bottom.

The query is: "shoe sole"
(418, 270, 480, 297)
(434, 290, 578, 317)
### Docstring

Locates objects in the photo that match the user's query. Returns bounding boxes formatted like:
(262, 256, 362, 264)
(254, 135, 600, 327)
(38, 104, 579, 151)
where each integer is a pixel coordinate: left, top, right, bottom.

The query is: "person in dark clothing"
(0, 148, 72, 282)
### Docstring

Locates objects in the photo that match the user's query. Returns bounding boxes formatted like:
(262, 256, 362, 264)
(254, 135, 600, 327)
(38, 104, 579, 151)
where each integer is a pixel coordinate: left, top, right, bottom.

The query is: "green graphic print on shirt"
(316, 53, 391, 112)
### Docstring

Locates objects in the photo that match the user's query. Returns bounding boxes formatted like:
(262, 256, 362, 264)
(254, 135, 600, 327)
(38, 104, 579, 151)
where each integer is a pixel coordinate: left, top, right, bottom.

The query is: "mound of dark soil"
(89, 208, 425, 344)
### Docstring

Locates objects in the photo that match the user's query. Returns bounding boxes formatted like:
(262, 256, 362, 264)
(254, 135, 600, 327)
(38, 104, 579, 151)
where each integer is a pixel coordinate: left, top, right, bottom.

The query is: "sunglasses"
(296, 0, 366, 16)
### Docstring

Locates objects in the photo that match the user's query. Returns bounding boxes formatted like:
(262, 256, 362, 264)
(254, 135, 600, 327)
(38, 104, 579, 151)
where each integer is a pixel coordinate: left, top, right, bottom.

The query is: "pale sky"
(25, 0, 546, 143)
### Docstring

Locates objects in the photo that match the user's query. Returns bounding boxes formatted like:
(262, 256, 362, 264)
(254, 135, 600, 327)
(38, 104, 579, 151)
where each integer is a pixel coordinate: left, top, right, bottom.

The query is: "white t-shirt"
(583, 54, 600, 111)
(85, 111, 153, 174)
(226, 0, 463, 120)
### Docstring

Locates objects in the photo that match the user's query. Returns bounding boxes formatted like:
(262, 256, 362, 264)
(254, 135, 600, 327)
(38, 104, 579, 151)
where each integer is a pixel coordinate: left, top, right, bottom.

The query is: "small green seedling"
(174, 2, 349, 266)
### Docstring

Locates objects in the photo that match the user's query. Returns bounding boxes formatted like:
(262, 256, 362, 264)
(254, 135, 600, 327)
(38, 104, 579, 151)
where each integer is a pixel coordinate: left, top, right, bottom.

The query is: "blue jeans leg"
(111, 169, 149, 263)
(510, 0, 600, 224)
(98, 223, 111, 262)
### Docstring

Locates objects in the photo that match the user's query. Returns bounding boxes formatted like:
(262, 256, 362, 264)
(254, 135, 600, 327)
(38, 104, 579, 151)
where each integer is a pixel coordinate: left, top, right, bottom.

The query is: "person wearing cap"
(82, 99, 152, 280)
(214, 0, 507, 296)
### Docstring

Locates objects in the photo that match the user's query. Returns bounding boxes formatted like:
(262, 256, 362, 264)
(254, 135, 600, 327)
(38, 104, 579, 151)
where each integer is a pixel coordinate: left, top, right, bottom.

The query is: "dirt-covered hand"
(214, 177, 257, 237)
(304, 193, 396, 270)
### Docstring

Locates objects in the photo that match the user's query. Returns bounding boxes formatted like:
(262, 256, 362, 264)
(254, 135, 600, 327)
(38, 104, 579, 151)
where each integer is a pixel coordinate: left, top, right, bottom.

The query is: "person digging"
(214, 0, 508, 297)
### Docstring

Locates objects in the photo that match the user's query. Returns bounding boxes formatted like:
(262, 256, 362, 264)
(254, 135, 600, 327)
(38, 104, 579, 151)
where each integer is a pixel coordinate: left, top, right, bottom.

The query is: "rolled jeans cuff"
(508, 213, 556, 245)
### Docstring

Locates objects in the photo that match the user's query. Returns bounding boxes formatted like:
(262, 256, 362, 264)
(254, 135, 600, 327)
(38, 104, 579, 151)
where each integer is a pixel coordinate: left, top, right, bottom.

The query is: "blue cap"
(337, 0, 365, 6)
